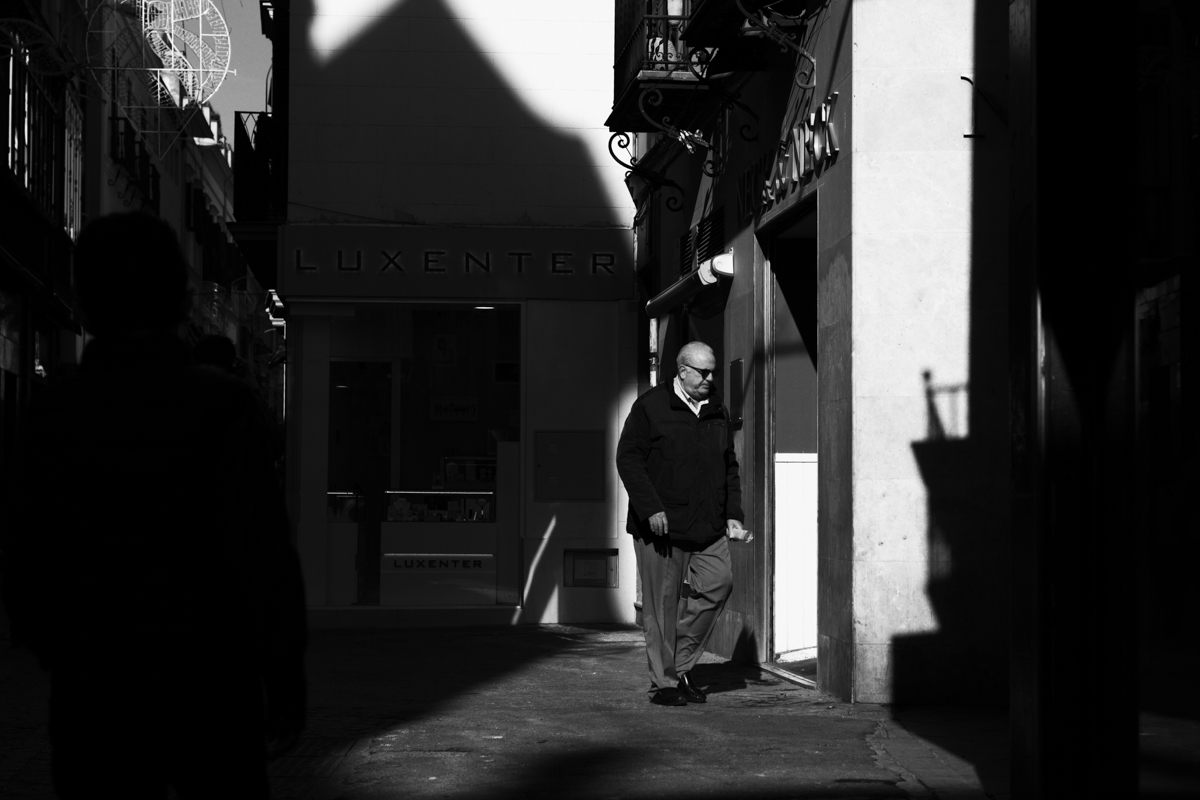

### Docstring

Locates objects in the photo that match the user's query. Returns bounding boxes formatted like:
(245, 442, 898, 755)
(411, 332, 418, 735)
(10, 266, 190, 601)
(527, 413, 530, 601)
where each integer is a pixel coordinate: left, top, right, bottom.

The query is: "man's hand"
(727, 519, 753, 542)
(647, 511, 672, 557)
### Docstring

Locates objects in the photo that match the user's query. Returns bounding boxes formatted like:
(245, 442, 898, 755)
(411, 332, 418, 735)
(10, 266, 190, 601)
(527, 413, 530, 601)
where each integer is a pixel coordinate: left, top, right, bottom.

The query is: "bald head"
(677, 341, 713, 368)
(675, 341, 716, 401)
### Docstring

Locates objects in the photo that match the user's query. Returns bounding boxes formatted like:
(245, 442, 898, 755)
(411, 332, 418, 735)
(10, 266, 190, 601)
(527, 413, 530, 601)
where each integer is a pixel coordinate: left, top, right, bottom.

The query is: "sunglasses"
(680, 363, 717, 380)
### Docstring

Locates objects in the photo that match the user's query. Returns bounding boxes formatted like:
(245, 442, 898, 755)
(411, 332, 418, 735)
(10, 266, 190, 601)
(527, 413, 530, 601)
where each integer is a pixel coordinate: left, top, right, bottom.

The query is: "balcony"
(605, 0, 715, 133)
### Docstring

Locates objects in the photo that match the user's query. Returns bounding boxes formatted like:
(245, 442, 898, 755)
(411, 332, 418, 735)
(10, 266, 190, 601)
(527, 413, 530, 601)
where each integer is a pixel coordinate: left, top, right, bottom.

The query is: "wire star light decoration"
(86, 0, 234, 158)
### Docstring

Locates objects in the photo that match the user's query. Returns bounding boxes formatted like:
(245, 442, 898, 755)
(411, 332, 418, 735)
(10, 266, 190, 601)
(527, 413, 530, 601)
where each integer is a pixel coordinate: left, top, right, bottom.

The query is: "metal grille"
(678, 229, 695, 276)
(614, 0, 698, 98)
(696, 207, 725, 263)
(677, 207, 725, 277)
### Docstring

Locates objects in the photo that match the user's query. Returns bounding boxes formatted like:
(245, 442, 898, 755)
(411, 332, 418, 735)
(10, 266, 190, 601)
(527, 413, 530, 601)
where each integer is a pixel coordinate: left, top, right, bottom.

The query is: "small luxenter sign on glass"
(383, 554, 494, 571)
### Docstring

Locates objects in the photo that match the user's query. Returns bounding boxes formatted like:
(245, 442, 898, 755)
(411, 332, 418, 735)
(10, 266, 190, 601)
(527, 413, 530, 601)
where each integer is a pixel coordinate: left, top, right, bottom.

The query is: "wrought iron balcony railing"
(614, 1, 708, 102)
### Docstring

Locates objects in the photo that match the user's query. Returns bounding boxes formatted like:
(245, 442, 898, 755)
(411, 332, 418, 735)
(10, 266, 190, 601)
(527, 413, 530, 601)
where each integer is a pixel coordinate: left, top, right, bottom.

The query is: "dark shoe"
(650, 687, 688, 706)
(677, 672, 707, 703)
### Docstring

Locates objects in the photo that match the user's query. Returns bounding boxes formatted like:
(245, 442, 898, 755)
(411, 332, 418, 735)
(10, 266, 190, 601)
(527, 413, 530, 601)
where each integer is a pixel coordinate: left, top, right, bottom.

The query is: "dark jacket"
(616, 381, 744, 543)
(0, 334, 305, 725)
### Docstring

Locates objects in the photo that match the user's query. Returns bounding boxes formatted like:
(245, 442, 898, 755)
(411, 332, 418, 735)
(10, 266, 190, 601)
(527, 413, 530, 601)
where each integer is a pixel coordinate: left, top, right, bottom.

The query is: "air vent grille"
(678, 207, 725, 277)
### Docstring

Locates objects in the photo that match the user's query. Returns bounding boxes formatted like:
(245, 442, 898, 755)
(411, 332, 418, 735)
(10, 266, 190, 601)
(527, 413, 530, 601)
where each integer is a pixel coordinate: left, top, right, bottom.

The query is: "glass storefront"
(325, 303, 520, 605)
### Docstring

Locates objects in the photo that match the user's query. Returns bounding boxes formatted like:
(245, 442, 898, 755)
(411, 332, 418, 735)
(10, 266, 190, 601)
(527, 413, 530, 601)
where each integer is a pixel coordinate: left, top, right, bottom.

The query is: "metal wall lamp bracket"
(645, 252, 733, 318)
(734, 0, 816, 89)
(638, 84, 755, 183)
(705, 81, 761, 145)
(638, 87, 712, 155)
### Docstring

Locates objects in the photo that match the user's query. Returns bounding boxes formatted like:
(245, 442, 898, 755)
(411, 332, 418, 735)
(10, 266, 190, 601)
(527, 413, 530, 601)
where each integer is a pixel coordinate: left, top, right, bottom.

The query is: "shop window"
(327, 303, 522, 605)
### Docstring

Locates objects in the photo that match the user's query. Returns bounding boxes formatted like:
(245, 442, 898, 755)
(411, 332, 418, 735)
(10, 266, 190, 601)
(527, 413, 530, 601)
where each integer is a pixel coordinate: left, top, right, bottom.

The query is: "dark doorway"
(768, 211, 819, 676)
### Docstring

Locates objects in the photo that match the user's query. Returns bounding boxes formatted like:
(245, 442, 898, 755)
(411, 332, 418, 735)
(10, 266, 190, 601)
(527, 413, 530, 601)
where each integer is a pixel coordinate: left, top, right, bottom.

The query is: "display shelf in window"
(327, 492, 364, 523)
(385, 490, 494, 523)
(441, 456, 496, 489)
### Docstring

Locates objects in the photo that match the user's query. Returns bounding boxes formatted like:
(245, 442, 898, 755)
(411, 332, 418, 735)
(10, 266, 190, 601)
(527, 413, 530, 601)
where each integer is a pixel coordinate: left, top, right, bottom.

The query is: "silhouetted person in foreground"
(193, 332, 239, 374)
(0, 213, 306, 798)
(193, 334, 285, 466)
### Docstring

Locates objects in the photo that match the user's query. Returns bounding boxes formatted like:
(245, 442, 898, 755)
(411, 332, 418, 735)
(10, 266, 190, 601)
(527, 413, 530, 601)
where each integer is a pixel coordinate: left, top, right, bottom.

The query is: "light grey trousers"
(634, 532, 733, 692)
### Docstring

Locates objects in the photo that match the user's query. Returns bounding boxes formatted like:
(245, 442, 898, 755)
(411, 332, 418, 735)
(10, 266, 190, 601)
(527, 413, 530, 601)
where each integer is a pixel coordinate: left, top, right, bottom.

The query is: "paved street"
(1, 623, 1012, 799)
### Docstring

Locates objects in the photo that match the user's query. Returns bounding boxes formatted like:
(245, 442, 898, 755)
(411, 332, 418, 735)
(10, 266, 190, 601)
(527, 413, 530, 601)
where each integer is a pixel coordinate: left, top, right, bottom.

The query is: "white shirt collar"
(673, 375, 708, 416)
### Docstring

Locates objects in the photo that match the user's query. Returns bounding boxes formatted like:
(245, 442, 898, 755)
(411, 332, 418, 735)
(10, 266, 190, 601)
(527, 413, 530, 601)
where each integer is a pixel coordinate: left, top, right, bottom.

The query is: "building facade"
(1, 1, 283, 481)
(607, 0, 1011, 703)
(275, 0, 640, 624)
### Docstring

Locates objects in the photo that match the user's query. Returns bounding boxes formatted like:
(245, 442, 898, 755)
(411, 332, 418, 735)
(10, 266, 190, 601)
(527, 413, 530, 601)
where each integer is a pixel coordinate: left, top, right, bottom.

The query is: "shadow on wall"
(891, 0, 1011, 708)
(289, 0, 624, 228)
(285, 0, 630, 747)
(888, 0, 1011, 795)
(897, 371, 1008, 706)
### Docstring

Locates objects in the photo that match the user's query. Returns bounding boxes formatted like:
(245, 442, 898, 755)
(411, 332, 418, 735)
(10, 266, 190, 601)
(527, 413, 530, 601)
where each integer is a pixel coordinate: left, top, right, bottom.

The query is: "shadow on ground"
(277, 625, 910, 799)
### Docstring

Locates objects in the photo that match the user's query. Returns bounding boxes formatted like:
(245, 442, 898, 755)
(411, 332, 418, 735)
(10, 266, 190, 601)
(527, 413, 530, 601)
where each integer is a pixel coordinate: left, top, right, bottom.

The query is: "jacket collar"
(661, 380, 725, 417)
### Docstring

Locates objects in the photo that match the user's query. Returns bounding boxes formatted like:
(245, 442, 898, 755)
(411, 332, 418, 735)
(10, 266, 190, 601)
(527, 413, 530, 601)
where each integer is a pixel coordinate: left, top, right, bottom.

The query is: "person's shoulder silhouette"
(1, 212, 306, 798)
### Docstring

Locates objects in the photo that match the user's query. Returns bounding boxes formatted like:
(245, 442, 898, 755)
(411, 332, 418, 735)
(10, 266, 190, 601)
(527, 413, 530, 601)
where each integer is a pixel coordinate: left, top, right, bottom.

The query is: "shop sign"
(736, 150, 775, 222)
(280, 225, 634, 301)
(430, 396, 479, 421)
(747, 92, 840, 217)
(384, 555, 494, 571)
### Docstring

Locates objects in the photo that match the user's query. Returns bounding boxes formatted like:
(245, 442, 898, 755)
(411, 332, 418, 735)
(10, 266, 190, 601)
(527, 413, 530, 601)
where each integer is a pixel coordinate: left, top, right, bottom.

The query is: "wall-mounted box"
(563, 549, 619, 588)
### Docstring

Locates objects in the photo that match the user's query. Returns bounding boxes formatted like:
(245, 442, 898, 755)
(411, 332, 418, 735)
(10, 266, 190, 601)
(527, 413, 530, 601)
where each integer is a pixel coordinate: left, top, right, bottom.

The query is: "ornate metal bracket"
(686, 45, 714, 82)
(608, 132, 685, 218)
(735, 0, 816, 89)
(705, 82, 760, 144)
(638, 88, 712, 155)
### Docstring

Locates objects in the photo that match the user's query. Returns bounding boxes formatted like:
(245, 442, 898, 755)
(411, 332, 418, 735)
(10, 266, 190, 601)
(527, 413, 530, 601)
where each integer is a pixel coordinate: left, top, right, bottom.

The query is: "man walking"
(616, 341, 750, 706)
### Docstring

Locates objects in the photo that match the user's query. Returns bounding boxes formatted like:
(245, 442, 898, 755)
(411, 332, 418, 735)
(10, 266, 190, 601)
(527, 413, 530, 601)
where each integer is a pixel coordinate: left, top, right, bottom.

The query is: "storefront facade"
(611, 0, 1010, 702)
(280, 1, 640, 624)
(280, 225, 640, 624)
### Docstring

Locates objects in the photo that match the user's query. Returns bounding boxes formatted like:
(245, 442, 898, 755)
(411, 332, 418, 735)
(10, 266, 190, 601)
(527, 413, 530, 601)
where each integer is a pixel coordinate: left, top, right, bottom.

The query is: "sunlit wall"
(842, 0, 1009, 703)
(290, 0, 633, 227)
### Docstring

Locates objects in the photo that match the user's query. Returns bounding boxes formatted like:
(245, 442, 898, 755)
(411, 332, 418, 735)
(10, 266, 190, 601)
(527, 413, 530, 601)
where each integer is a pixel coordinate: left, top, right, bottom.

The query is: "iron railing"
(614, 1, 706, 101)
